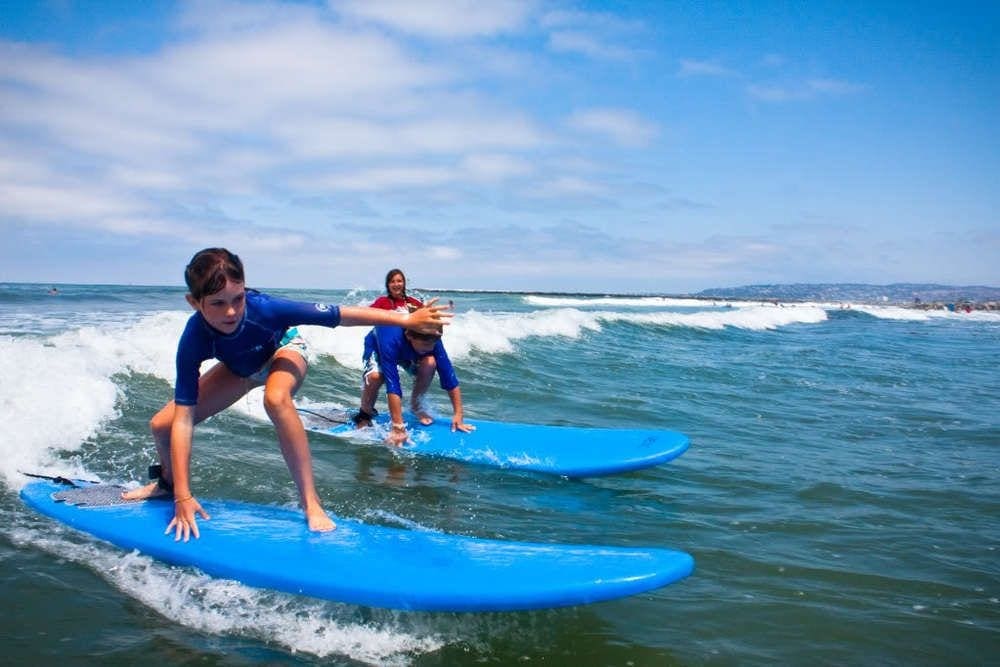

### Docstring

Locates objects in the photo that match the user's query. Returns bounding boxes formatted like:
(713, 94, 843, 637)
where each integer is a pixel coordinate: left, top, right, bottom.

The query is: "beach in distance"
(2, 282, 997, 666)
(429, 282, 1000, 310)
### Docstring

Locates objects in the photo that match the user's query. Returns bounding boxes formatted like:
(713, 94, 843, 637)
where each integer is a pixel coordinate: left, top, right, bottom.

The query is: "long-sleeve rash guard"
(370, 325, 459, 398)
(174, 289, 341, 406)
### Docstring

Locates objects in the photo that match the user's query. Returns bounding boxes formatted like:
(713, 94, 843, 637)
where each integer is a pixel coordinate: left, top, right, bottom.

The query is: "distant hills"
(693, 283, 1000, 304)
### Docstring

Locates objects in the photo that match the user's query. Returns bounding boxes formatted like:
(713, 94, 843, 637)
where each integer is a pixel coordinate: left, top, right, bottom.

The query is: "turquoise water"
(2, 283, 998, 665)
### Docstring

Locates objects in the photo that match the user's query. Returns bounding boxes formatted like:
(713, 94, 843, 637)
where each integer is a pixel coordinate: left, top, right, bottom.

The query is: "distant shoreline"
(420, 288, 1000, 310)
(677, 294, 1000, 311)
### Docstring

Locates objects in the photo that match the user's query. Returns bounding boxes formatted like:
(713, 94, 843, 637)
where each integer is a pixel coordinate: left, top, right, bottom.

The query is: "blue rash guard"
(370, 325, 459, 398)
(174, 289, 342, 406)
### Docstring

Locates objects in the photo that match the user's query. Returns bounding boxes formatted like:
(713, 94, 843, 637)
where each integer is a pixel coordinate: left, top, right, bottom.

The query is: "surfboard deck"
(297, 406, 690, 478)
(20, 479, 694, 612)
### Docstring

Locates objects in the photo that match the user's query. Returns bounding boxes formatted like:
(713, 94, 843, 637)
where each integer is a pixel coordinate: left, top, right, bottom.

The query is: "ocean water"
(1, 282, 997, 666)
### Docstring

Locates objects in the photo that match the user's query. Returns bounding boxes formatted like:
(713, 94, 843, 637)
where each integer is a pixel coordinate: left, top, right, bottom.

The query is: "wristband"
(174, 495, 194, 504)
(391, 422, 407, 432)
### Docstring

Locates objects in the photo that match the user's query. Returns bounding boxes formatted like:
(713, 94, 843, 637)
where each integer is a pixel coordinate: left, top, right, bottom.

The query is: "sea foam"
(0, 311, 188, 488)
(7, 522, 446, 664)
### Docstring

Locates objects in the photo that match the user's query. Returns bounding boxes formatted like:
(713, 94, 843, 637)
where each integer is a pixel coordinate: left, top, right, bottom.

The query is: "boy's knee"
(150, 411, 170, 437)
(263, 388, 293, 414)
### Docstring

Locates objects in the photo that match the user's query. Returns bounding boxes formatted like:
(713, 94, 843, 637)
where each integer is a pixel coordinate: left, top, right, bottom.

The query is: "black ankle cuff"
(148, 464, 173, 493)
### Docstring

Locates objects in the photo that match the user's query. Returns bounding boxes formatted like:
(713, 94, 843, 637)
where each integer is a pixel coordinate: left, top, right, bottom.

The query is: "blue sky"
(1, 0, 997, 293)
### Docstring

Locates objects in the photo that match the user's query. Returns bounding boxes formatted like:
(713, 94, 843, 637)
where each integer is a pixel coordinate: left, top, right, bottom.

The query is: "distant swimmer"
(47, 287, 59, 295)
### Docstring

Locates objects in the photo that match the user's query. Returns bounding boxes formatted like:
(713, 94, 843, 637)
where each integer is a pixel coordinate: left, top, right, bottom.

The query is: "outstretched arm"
(339, 298, 451, 334)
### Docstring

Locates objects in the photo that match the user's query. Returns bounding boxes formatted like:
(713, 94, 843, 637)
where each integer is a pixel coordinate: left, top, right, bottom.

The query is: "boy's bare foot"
(121, 480, 169, 501)
(412, 409, 433, 426)
(307, 509, 336, 532)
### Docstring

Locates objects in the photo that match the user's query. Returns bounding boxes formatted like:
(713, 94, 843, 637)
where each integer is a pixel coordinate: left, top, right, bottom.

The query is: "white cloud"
(460, 153, 534, 181)
(808, 78, 867, 95)
(746, 83, 807, 102)
(0, 180, 145, 222)
(540, 7, 644, 61)
(395, 116, 543, 153)
(0, 8, 557, 226)
(547, 30, 634, 60)
(303, 165, 458, 191)
(152, 22, 453, 113)
(528, 175, 606, 198)
(539, 9, 644, 33)
(747, 78, 867, 102)
(108, 166, 188, 191)
(567, 108, 657, 147)
(427, 245, 461, 260)
(678, 58, 734, 77)
(331, 0, 532, 38)
(96, 216, 176, 235)
(270, 106, 547, 159)
(175, 0, 321, 36)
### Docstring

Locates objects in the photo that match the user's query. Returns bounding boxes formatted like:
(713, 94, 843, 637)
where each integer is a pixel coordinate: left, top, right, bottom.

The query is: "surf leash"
(19, 471, 98, 487)
(296, 407, 351, 425)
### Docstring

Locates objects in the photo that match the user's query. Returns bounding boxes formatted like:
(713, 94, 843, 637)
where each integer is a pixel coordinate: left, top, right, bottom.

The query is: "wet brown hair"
(184, 248, 245, 300)
(405, 310, 443, 342)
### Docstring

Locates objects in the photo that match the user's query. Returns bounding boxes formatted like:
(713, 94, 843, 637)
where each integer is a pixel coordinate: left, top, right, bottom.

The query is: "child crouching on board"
(122, 247, 451, 542)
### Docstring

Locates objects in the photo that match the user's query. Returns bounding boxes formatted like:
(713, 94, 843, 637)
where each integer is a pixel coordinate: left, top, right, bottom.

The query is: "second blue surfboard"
(298, 407, 689, 477)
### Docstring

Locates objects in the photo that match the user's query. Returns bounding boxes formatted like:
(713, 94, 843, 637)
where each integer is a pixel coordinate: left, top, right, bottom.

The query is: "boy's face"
(405, 332, 437, 355)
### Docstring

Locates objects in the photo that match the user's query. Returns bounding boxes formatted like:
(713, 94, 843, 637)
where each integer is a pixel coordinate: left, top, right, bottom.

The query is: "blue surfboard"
(20, 479, 694, 612)
(297, 406, 690, 478)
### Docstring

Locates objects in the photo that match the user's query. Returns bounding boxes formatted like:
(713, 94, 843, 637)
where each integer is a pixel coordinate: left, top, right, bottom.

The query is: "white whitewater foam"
(7, 524, 446, 664)
(524, 294, 716, 308)
(598, 304, 829, 330)
(0, 311, 189, 488)
(847, 304, 1000, 321)
(299, 307, 603, 370)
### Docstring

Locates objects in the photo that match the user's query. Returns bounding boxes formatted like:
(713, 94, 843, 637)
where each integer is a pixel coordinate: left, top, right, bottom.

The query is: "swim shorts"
(361, 349, 417, 388)
(249, 327, 308, 383)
